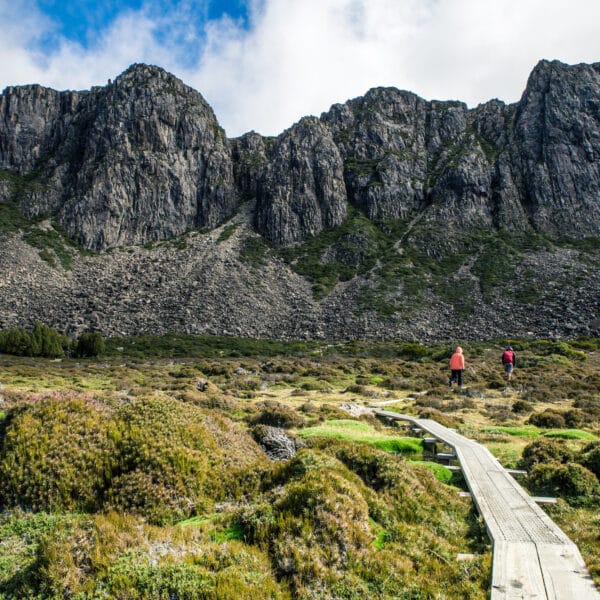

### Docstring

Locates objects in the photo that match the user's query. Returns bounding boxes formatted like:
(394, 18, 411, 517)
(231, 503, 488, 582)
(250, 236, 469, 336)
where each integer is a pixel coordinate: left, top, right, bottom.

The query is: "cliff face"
(514, 61, 600, 236)
(254, 117, 347, 245)
(1, 64, 237, 250)
(1, 59, 600, 340)
(2, 60, 599, 250)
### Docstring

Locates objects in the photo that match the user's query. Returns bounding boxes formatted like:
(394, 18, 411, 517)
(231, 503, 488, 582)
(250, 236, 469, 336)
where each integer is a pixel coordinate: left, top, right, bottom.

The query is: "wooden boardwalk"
(373, 409, 600, 600)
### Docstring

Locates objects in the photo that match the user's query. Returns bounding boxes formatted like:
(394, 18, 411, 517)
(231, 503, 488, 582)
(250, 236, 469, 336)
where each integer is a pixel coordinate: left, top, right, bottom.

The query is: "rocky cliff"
(0, 64, 237, 250)
(1, 60, 599, 340)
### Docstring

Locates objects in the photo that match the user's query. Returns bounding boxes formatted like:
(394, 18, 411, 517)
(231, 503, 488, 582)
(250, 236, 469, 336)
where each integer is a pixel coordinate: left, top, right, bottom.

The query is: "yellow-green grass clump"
(0, 510, 287, 600)
(0, 395, 267, 524)
(297, 419, 423, 455)
(235, 446, 490, 599)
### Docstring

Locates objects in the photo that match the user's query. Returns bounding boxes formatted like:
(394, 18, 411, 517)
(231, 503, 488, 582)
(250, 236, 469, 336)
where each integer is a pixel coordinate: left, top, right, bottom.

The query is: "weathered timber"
(372, 409, 600, 600)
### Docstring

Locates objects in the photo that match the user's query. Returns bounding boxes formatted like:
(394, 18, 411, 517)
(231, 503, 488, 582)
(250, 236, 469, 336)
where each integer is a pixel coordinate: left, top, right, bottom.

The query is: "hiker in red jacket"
(502, 346, 516, 380)
(449, 346, 465, 390)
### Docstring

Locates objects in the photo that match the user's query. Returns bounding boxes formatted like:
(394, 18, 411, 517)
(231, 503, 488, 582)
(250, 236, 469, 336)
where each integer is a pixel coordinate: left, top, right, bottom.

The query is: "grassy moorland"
(0, 337, 599, 599)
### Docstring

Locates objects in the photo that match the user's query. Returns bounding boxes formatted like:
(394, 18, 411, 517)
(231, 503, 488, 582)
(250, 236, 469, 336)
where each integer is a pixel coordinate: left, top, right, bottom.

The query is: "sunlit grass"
(297, 419, 423, 455)
(409, 460, 454, 484)
(543, 429, 598, 440)
(481, 426, 540, 437)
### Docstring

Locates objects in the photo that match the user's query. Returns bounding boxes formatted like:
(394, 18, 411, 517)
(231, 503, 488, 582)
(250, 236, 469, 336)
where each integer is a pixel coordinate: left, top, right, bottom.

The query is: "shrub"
(249, 402, 305, 429)
(395, 343, 430, 360)
(415, 408, 462, 428)
(528, 409, 584, 429)
(379, 377, 413, 390)
(31, 323, 68, 357)
(573, 396, 600, 419)
(579, 441, 600, 479)
(528, 410, 566, 429)
(527, 462, 600, 506)
(0, 399, 116, 512)
(30, 513, 286, 600)
(238, 450, 373, 591)
(0, 323, 69, 358)
(519, 439, 575, 471)
(75, 331, 106, 357)
(529, 340, 587, 361)
(0, 395, 266, 524)
(512, 400, 533, 414)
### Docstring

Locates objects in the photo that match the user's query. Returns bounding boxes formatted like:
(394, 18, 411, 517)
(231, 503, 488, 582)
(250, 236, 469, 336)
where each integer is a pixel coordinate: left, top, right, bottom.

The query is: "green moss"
(216, 222, 239, 243)
(239, 236, 271, 268)
(373, 527, 388, 550)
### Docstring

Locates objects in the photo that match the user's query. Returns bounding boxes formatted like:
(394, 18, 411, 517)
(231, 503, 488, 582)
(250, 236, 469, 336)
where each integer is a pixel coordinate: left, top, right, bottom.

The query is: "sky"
(2, 0, 600, 137)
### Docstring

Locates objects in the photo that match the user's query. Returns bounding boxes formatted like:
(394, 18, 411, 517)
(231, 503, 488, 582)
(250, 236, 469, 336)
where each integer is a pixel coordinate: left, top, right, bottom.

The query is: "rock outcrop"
(1, 59, 600, 340)
(1, 64, 237, 250)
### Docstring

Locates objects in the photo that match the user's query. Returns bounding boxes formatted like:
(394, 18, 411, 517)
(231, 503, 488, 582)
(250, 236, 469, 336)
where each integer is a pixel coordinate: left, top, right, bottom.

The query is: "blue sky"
(2, 0, 600, 136)
(34, 1, 249, 54)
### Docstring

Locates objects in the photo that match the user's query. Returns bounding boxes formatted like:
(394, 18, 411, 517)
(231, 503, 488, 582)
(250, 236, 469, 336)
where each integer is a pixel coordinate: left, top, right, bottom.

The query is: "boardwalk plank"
(491, 541, 546, 599)
(372, 409, 600, 599)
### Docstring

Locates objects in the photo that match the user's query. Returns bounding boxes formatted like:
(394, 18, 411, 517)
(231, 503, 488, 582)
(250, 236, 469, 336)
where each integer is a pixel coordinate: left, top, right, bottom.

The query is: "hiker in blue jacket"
(501, 346, 516, 380)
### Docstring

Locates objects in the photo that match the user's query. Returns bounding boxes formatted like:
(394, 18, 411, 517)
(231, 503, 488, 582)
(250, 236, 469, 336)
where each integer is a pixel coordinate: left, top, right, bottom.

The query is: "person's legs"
(450, 370, 460, 387)
(457, 369, 463, 388)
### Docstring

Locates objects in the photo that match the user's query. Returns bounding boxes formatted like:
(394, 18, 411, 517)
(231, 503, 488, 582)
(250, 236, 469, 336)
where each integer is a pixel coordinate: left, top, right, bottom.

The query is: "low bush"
(579, 441, 600, 479)
(519, 439, 575, 471)
(74, 331, 106, 357)
(415, 408, 463, 428)
(25, 512, 286, 600)
(0, 396, 266, 524)
(528, 410, 566, 429)
(249, 401, 305, 429)
(573, 396, 600, 420)
(0, 399, 116, 512)
(379, 376, 413, 390)
(0, 323, 70, 358)
(527, 462, 600, 506)
(512, 399, 533, 414)
(528, 408, 584, 429)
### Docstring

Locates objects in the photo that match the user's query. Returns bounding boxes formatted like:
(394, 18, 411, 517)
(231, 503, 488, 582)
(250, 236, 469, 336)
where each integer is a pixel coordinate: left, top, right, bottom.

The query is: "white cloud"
(1, 0, 600, 136)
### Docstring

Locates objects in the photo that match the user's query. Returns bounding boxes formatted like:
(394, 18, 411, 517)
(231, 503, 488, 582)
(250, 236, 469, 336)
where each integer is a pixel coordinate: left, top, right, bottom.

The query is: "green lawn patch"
(297, 419, 422, 455)
(481, 426, 540, 437)
(212, 523, 244, 543)
(176, 515, 213, 528)
(543, 429, 598, 441)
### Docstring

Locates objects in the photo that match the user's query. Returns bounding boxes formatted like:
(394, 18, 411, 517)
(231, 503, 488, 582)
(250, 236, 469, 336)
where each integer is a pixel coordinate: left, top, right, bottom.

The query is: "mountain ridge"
(1, 59, 599, 340)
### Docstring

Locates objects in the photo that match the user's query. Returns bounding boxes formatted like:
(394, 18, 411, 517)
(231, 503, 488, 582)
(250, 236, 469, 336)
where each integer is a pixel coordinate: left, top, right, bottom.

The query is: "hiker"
(502, 346, 516, 380)
(449, 346, 465, 390)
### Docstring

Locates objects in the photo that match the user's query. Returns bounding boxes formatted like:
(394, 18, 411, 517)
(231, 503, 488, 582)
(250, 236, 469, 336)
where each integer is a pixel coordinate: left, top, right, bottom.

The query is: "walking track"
(373, 409, 600, 600)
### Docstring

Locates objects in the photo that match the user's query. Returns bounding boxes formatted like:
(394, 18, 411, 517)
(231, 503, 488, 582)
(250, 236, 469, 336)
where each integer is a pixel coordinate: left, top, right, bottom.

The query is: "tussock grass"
(409, 460, 455, 483)
(1, 338, 600, 597)
(297, 419, 423, 455)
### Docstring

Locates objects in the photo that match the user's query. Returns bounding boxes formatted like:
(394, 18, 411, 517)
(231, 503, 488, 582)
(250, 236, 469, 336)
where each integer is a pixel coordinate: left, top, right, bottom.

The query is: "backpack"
(502, 350, 514, 364)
